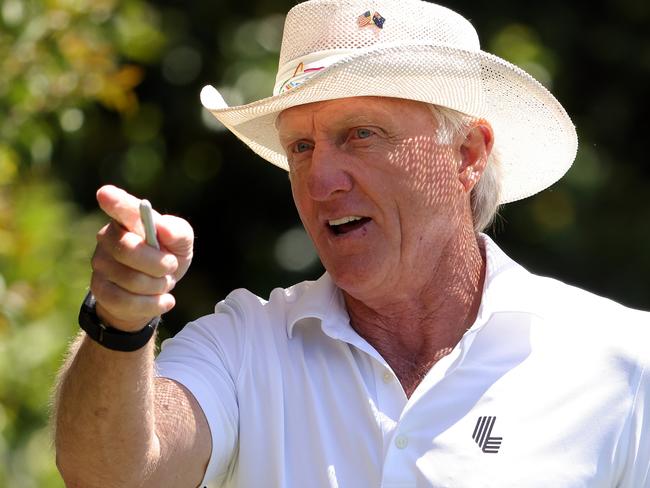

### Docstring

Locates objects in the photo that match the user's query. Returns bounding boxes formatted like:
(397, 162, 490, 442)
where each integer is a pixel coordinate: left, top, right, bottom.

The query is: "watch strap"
(78, 291, 160, 352)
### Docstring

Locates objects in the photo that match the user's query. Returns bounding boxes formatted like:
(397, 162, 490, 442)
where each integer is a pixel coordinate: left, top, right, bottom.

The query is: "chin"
(325, 260, 386, 299)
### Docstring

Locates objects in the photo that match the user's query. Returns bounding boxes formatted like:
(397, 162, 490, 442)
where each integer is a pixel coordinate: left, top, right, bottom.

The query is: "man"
(54, 0, 649, 487)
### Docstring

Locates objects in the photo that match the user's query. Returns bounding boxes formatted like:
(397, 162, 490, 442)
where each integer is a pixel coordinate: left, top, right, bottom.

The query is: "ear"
(458, 120, 494, 193)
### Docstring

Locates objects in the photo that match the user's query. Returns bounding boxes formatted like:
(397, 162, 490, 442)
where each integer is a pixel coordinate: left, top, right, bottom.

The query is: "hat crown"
(203, 0, 577, 205)
(279, 0, 481, 69)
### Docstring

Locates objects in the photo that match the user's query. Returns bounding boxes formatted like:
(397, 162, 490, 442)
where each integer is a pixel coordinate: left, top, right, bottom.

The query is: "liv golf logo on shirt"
(472, 416, 502, 453)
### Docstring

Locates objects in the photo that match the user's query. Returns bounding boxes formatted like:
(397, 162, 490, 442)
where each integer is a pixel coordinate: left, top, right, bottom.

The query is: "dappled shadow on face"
(384, 117, 470, 246)
(379, 120, 486, 373)
(389, 135, 459, 206)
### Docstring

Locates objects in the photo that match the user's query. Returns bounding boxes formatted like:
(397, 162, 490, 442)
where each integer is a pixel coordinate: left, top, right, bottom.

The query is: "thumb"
(157, 214, 194, 263)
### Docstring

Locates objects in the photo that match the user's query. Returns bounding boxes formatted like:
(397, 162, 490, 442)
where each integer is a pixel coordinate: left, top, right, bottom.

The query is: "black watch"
(78, 291, 160, 352)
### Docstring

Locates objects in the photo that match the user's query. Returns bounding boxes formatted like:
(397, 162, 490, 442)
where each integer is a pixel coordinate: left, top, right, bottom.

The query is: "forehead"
(276, 96, 431, 130)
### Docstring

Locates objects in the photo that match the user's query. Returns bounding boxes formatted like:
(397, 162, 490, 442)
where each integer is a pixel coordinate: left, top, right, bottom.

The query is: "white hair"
(429, 105, 501, 233)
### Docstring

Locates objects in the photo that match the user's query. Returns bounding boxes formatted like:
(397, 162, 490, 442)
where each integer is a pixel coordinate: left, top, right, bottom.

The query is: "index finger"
(96, 185, 160, 237)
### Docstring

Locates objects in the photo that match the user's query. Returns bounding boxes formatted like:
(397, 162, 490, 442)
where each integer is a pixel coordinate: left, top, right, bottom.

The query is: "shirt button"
(382, 371, 393, 383)
(395, 434, 408, 449)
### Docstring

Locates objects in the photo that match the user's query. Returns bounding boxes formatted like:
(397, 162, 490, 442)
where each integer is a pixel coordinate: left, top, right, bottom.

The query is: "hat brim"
(202, 44, 577, 204)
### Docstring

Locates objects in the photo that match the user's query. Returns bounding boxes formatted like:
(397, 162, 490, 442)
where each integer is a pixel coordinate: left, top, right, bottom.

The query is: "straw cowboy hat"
(200, 0, 577, 204)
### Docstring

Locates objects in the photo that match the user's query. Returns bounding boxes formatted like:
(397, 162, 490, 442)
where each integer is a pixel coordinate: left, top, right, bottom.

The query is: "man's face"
(277, 97, 471, 302)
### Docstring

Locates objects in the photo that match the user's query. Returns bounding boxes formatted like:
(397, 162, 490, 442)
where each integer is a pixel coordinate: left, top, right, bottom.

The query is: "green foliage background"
(0, 0, 648, 485)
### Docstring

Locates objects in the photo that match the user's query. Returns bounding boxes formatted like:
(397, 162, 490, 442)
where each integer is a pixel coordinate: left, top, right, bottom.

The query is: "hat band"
(273, 49, 357, 96)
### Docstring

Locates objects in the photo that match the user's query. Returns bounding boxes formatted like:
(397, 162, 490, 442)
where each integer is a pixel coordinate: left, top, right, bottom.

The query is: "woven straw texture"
(201, 0, 577, 204)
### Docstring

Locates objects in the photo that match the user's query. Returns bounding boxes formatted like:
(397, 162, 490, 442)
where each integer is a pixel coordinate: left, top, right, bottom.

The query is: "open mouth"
(327, 216, 372, 236)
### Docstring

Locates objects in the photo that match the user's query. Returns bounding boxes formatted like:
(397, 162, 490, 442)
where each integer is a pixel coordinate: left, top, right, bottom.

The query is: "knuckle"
(90, 249, 100, 269)
(113, 233, 137, 261)
(96, 223, 110, 242)
(90, 248, 107, 272)
(112, 239, 127, 259)
(90, 273, 113, 306)
(96, 223, 131, 260)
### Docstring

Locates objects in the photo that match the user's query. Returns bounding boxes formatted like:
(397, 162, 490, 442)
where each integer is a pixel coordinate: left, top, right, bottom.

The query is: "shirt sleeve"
(155, 298, 248, 486)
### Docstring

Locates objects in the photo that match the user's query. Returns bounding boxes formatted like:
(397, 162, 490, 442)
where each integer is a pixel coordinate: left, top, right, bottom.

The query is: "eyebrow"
(276, 110, 392, 139)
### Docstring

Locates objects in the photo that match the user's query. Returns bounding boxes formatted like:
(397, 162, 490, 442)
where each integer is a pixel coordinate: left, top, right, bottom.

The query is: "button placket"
(375, 361, 406, 404)
(381, 425, 416, 487)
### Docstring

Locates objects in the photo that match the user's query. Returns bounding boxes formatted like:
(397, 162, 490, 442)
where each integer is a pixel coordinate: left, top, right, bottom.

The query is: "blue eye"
(293, 141, 312, 153)
(356, 128, 373, 139)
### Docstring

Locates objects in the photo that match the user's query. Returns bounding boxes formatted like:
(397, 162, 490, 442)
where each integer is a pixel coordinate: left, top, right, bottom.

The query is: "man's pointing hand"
(90, 185, 194, 332)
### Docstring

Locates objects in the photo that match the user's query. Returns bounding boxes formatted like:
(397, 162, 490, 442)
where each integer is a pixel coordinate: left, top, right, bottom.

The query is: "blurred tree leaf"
(0, 0, 166, 172)
(0, 180, 103, 486)
(0, 0, 166, 485)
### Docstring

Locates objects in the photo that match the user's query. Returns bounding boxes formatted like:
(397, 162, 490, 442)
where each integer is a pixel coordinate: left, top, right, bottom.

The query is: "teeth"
(328, 216, 363, 226)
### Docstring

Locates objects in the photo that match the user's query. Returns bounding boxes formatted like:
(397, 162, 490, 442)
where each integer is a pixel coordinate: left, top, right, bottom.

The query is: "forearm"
(54, 332, 160, 487)
(54, 185, 203, 486)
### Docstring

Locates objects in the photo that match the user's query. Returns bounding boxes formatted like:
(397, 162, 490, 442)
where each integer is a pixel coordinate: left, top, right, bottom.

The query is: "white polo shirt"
(155, 235, 650, 488)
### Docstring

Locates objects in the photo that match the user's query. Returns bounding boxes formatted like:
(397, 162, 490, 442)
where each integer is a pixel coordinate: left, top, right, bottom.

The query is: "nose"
(305, 143, 353, 201)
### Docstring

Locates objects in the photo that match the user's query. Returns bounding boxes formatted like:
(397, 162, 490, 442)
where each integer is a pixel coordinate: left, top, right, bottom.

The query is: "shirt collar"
(474, 233, 535, 326)
(285, 273, 347, 338)
(286, 233, 533, 339)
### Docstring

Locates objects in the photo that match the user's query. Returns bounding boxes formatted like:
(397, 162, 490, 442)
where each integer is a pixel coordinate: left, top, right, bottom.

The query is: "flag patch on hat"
(357, 10, 385, 30)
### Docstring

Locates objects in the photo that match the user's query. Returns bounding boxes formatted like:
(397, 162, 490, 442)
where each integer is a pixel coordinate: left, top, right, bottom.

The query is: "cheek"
(290, 179, 316, 229)
(387, 137, 460, 209)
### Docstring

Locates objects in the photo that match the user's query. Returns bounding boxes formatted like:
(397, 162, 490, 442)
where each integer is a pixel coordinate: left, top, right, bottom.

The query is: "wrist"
(78, 292, 160, 352)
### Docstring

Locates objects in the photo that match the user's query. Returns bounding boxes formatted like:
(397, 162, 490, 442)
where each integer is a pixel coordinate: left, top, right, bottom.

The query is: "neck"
(344, 227, 486, 397)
